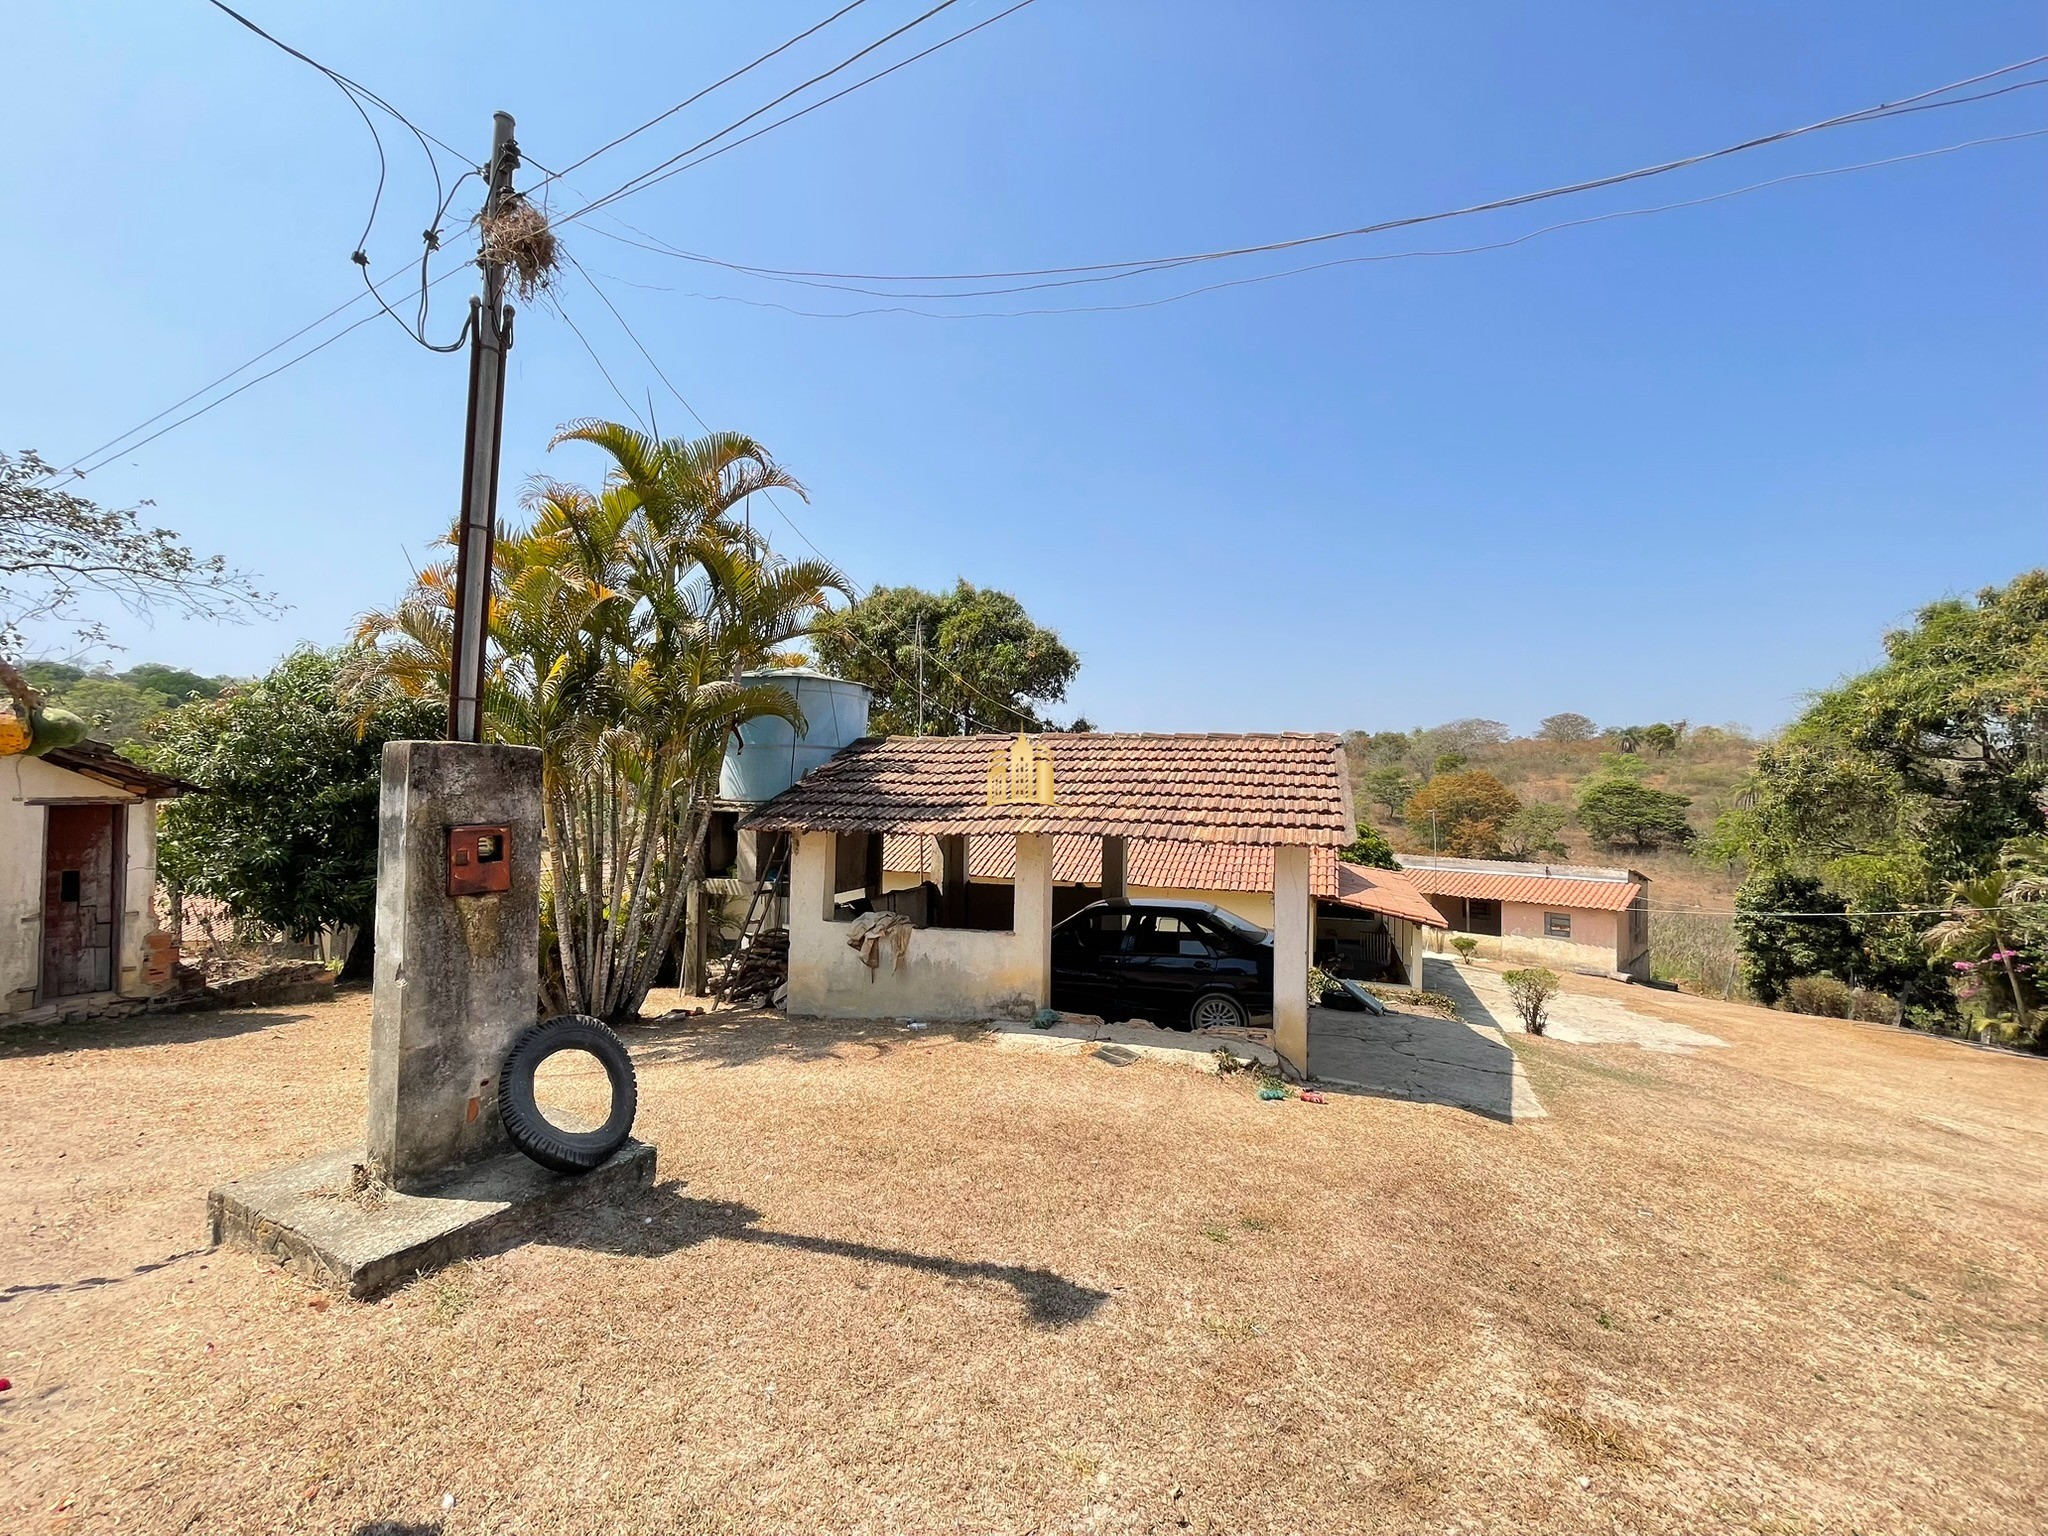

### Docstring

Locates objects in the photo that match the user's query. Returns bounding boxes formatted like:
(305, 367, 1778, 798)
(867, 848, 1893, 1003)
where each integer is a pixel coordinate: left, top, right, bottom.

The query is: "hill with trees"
(23, 660, 240, 750)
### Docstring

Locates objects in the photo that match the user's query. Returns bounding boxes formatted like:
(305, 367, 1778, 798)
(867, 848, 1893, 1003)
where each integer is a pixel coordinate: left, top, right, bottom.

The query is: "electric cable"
(531, 0, 877, 191)
(617, 53, 2047, 286)
(558, 0, 1041, 228)
(200, 0, 475, 351)
(594, 126, 2048, 320)
(563, 261, 1021, 732)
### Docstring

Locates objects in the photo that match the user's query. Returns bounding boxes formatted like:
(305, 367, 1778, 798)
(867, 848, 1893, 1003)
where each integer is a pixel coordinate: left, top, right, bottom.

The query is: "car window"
(1205, 908, 1271, 944)
(1131, 914, 1212, 958)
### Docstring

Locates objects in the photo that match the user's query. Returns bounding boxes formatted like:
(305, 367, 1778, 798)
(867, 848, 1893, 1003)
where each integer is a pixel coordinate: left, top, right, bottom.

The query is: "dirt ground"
(3, 976, 2044, 1536)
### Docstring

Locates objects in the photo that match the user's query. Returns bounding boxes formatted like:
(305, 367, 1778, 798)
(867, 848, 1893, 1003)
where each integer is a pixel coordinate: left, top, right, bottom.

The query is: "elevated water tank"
(718, 669, 871, 805)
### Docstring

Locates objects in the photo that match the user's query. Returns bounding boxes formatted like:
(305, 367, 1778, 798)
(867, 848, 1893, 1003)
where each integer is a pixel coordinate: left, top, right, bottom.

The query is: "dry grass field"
(3, 978, 2045, 1535)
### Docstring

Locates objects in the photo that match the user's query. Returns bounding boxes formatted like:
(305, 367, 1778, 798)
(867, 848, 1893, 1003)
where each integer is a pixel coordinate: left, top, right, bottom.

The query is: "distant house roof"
(1328, 862, 1449, 928)
(1394, 854, 1645, 913)
(883, 833, 1343, 897)
(38, 740, 199, 799)
(746, 733, 1354, 846)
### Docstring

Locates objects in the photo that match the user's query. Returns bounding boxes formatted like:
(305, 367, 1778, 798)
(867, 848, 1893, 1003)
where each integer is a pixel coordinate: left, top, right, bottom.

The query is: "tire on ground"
(498, 1014, 638, 1174)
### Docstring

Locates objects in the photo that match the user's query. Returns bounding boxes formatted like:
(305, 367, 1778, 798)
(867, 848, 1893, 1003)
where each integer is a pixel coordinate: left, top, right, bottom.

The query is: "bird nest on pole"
(476, 197, 561, 302)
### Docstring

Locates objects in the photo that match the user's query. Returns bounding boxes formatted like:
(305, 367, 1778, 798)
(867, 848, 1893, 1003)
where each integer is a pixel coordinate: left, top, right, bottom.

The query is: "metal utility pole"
(447, 111, 520, 743)
(914, 617, 926, 737)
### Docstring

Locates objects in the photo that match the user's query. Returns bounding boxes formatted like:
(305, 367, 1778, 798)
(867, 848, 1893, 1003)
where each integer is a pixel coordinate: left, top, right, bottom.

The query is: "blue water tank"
(718, 669, 872, 804)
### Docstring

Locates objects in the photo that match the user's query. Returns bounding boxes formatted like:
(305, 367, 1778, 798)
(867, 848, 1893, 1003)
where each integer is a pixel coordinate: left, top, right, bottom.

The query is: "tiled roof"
(746, 733, 1354, 845)
(41, 740, 199, 799)
(1329, 863, 1448, 928)
(1395, 856, 1644, 913)
(883, 834, 1342, 897)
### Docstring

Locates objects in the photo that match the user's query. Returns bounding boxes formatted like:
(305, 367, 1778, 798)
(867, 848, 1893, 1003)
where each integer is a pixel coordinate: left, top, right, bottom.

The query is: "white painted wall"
(1271, 845, 1311, 1078)
(2, 754, 158, 1014)
(787, 830, 1054, 1021)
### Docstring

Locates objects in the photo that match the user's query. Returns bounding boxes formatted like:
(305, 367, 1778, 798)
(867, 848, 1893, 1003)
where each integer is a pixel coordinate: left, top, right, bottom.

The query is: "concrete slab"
(208, 1139, 657, 1298)
(1309, 1005, 1546, 1123)
(985, 1017, 1281, 1074)
(1426, 957, 1727, 1054)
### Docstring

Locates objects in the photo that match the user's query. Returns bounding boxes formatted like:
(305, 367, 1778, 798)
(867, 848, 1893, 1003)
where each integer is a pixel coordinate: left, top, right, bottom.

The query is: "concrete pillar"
(937, 834, 969, 928)
(1099, 835, 1127, 900)
(682, 878, 707, 997)
(1271, 843, 1312, 1079)
(786, 831, 834, 1017)
(366, 741, 543, 1190)
(1013, 832, 1054, 1009)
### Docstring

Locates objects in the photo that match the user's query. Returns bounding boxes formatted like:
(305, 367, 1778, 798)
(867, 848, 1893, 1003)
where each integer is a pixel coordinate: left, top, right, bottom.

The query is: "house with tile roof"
(3, 740, 197, 1019)
(741, 732, 1360, 1077)
(1396, 855, 1652, 979)
(875, 833, 1445, 988)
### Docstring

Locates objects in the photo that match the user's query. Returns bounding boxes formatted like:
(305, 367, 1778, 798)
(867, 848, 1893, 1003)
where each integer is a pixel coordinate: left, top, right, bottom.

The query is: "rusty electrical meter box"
(447, 824, 512, 896)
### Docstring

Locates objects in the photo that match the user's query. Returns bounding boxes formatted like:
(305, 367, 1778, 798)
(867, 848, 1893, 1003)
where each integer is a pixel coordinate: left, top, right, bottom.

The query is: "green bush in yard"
(1502, 967, 1561, 1034)
(1451, 935, 1479, 962)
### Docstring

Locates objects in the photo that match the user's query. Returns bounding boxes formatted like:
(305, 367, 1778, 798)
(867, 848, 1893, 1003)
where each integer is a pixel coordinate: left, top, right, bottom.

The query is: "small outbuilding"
(2, 740, 196, 1019)
(741, 732, 1354, 1077)
(1396, 854, 1652, 979)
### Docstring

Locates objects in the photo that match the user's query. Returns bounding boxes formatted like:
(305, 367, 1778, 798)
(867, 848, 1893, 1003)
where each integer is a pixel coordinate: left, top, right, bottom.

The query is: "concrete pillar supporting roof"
(1272, 844, 1311, 1079)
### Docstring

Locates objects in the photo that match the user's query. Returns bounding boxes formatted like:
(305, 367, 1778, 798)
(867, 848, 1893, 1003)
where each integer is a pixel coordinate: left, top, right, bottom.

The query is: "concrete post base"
(209, 1140, 657, 1299)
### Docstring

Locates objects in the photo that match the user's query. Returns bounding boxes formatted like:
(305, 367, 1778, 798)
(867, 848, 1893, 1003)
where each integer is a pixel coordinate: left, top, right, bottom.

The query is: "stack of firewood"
(717, 931, 789, 1009)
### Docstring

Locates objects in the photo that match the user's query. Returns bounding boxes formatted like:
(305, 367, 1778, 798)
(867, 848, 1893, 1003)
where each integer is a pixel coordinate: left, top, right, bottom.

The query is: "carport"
(740, 732, 1355, 1077)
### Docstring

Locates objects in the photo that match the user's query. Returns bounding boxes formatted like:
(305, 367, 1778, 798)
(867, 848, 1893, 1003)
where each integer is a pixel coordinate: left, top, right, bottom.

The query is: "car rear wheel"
(1189, 991, 1249, 1033)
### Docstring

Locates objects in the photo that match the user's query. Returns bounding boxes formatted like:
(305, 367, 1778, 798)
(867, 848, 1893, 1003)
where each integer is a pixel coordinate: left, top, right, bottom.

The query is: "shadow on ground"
(1423, 961, 1509, 1032)
(1309, 1005, 1540, 1122)
(544, 1181, 1110, 1328)
(0, 1007, 316, 1060)
(0, 1247, 207, 1306)
(620, 1010, 978, 1072)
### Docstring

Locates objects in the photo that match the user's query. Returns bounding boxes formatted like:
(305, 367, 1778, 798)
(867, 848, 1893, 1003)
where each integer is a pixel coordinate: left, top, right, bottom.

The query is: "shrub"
(1502, 967, 1561, 1034)
(1783, 974, 1854, 1018)
(1451, 936, 1479, 963)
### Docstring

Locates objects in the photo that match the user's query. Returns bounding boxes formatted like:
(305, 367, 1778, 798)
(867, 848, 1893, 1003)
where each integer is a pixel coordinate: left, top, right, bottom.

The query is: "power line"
(65, 267, 468, 480)
(567, 263, 1022, 733)
(199, 0, 480, 352)
(560, 0, 1039, 228)
(621, 53, 2048, 287)
(593, 127, 2048, 320)
(532, 0, 877, 191)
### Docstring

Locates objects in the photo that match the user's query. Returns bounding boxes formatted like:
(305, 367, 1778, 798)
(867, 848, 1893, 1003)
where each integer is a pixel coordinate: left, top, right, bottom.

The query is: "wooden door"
(42, 805, 121, 999)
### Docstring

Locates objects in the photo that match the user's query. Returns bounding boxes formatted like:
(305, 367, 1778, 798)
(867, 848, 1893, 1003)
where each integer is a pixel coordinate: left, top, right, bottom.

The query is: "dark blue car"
(1050, 898, 1273, 1031)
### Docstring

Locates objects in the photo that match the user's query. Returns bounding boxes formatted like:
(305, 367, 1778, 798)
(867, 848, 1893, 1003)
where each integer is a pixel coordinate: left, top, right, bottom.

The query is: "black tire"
(498, 1014, 638, 1174)
(1188, 990, 1250, 1033)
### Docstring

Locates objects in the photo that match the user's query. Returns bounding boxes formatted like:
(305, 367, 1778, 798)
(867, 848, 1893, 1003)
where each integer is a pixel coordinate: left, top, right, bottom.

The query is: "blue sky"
(5, 1, 2043, 734)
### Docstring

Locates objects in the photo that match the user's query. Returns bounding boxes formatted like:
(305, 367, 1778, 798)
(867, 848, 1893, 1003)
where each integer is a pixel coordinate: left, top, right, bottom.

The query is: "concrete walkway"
(1425, 957, 1728, 1054)
(985, 1016, 1280, 1073)
(1308, 1004, 1546, 1123)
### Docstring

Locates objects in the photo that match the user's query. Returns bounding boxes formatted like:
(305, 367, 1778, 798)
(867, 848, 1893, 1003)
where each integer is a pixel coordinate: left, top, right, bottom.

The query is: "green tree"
(1537, 711, 1597, 743)
(1713, 572, 2048, 1027)
(812, 580, 1079, 736)
(142, 649, 440, 982)
(1340, 824, 1399, 870)
(1576, 777, 1694, 850)
(1732, 872, 1860, 1005)
(1404, 771, 1521, 858)
(1360, 765, 1420, 818)
(47, 674, 169, 749)
(1499, 803, 1570, 860)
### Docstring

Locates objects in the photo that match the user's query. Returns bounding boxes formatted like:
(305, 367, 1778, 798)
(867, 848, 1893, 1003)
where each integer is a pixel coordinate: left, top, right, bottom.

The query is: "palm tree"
(1925, 870, 2040, 1037)
(348, 422, 845, 1018)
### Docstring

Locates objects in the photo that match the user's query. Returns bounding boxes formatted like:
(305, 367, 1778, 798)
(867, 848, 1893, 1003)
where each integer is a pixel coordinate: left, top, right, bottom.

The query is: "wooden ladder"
(714, 838, 791, 991)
